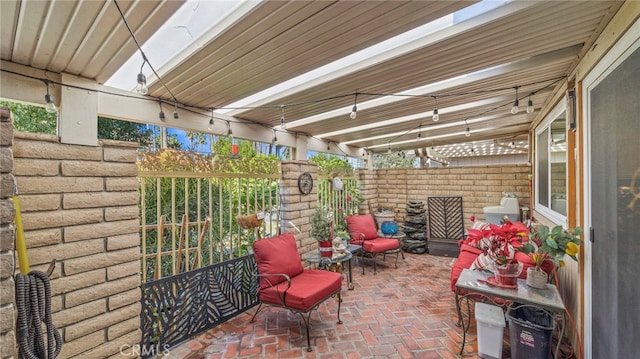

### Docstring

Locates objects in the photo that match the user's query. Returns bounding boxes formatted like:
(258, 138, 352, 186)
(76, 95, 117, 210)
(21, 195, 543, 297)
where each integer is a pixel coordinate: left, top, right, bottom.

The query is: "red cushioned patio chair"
(346, 214, 400, 274)
(250, 233, 343, 352)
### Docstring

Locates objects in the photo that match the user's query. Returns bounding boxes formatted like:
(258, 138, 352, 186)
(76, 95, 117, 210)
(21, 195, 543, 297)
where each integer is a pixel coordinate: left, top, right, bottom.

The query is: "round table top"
(303, 250, 352, 265)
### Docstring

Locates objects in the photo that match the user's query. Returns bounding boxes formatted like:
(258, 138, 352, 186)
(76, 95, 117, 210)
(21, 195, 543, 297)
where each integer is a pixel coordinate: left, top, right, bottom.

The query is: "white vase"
(526, 267, 548, 288)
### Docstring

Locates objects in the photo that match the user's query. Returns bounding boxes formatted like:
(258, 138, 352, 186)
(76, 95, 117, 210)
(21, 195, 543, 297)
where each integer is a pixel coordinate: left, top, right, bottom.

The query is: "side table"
(455, 269, 566, 357)
(303, 250, 355, 290)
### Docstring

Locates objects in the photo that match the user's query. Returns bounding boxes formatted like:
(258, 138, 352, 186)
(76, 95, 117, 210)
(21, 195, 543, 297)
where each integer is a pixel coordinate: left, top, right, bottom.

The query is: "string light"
(226, 120, 233, 137)
(327, 141, 331, 151)
(272, 130, 278, 144)
(207, 109, 214, 131)
(135, 60, 149, 95)
(510, 86, 520, 114)
(158, 99, 165, 121)
(432, 96, 439, 122)
(464, 119, 471, 137)
(173, 103, 179, 119)
(526, 94, 534, 114)
(350, 92, 358, 120)
(387, 143, 391, 154)
(280, 105, 286, 129)
(43, 80, 57, 113)
(416, 125, 422, 141)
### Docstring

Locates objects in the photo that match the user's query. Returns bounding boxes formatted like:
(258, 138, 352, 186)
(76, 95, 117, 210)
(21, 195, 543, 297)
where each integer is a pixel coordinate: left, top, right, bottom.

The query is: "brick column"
(11, 133, 141, 357)
(279, 161, 318, 257)
(0, 107, 17, 358)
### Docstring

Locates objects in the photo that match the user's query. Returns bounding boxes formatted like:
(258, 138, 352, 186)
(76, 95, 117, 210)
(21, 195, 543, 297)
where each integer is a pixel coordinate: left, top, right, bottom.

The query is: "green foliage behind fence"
(138, 149, 280, 281)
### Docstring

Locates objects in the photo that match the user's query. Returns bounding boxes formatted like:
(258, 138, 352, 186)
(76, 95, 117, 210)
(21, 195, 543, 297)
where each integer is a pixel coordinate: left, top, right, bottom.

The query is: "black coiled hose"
(15, 270, 62, 359)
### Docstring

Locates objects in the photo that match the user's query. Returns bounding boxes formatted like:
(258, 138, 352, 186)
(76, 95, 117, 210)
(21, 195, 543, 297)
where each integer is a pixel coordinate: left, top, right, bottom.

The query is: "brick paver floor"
(166, 252, 518, 358)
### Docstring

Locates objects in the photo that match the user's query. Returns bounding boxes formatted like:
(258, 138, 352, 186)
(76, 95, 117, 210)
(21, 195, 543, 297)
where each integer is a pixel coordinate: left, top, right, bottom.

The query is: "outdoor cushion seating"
(346, 214, 400, 274)
(450, 221, 555, 293)
(250, 233, 342, 352)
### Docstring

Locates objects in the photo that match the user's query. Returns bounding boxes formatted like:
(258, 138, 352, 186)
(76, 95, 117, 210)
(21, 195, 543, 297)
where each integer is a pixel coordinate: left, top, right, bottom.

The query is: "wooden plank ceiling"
(1, 0, 623, 154)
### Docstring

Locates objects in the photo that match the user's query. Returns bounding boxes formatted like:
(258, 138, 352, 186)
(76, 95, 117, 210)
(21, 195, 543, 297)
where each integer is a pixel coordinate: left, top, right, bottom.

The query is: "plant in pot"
(311, 206, 333, 257)
(520, 224, 583, 288)
(463, 217, 530, 287)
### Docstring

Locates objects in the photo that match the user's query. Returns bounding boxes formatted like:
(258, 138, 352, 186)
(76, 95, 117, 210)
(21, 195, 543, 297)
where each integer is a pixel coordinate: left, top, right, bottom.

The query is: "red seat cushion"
(362, 238, 399, 253)
(259, 270, 342, 311)
(346, 215, 378, 241)
(450, 244, 483, 292)
(514, 251, 555, 279)
(253, 233, 304, 290)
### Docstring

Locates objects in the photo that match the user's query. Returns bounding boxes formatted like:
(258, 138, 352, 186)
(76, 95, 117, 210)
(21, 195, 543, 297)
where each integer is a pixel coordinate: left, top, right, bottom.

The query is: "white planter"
(526, 267, 548, 288)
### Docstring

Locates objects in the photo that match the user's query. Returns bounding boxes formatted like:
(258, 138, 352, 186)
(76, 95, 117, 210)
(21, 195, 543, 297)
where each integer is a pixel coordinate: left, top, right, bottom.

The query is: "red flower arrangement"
(462, 217, 530, 268)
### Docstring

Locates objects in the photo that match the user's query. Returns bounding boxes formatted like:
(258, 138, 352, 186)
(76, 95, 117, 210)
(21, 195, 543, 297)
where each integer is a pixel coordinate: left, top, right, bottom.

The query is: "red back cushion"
(346, 215, 379, 241)
(253, 233, 304, 290)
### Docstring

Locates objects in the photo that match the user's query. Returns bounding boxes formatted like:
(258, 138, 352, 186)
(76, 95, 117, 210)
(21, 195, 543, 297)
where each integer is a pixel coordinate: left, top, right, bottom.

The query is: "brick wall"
(0, 108, 16, 358)
(359, 164, 532, 229)
(9, 131, 141, 358)
(279, 161, 319, 259)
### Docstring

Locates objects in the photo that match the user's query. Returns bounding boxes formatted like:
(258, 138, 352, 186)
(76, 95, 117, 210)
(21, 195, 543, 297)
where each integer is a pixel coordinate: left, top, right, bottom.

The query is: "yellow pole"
(13, 195, 30, 275)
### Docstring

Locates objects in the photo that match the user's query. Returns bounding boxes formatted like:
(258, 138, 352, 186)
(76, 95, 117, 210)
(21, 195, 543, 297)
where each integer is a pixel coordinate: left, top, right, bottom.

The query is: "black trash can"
(506, 305, 554, 359)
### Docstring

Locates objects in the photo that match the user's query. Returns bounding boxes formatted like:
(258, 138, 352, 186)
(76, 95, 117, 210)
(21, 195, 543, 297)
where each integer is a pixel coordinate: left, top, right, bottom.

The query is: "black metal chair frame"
(250, 273, 342, 352)
(349, 232, 400, 275)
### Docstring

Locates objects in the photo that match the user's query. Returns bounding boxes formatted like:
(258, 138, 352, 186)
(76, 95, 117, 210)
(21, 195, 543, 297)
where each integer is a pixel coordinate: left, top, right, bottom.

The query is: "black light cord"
(112, 0, 179, 105)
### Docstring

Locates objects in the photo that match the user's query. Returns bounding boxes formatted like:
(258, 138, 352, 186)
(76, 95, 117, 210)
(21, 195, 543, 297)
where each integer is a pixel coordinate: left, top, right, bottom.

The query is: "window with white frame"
(535, 101, 567, 223)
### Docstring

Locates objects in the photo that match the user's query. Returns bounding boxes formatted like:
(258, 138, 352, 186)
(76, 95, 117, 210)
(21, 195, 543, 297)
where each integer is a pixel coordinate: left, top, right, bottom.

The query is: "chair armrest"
(349, 231, 366, 244)
(255, 273, 292, 306)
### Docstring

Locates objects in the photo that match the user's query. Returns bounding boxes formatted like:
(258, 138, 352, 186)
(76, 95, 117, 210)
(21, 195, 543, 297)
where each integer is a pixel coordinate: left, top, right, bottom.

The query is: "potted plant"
(463, 217, 530, 286)
(311, 206, 333, 257)
(520, 225, 583, 288)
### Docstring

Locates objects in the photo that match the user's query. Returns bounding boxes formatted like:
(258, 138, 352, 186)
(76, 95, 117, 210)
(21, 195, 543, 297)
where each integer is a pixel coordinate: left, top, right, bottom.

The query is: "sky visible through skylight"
(106, 0, 518, 159)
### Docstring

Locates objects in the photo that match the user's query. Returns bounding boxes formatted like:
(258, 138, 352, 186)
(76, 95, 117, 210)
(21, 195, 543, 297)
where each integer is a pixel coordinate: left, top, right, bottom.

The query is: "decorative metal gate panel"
(427, 196, 464, 257)
(140, 254, 259, 356)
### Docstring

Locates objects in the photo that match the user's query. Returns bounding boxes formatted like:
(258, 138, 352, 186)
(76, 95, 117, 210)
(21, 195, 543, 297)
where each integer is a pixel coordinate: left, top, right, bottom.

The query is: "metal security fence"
(317, 176, 361, 231)
(138, 171, 280, 282)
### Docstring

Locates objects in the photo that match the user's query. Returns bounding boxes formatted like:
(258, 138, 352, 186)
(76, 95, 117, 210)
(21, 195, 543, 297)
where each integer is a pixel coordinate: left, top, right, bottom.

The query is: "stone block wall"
(8, 130, 141, 358)
(279, 161, 319, 258)
(0, 108, 16, 358)
(359, 164, 532, 229)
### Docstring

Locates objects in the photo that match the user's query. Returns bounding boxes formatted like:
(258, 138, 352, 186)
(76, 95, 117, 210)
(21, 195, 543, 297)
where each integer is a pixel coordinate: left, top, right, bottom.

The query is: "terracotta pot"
(318, 240, 333, 258)
(526, 267, 548, 288)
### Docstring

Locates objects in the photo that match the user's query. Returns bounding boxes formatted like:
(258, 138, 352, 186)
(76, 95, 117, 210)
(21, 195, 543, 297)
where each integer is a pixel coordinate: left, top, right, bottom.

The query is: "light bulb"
(273, 135, 278, 144)
(511, 100, 519, 114)
(173, 110, 179, 119)
(432, 108, 439, 122)
(159, 110, 165, 121)
(526, 99, 534, 114)
(465, 127, 471, 137)
(44, 93, 57, 113)
(208, 118, 215, 131)
(350, 105, 357, 120)
(135, 73, 148, 95)
(510, 141, 515, 148)
(280, 116, 286, 129)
